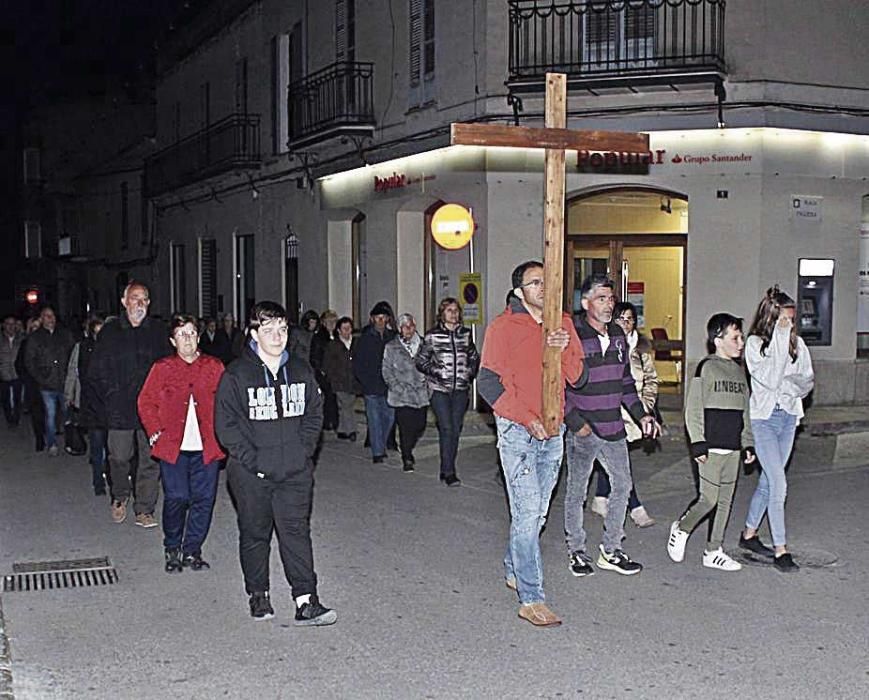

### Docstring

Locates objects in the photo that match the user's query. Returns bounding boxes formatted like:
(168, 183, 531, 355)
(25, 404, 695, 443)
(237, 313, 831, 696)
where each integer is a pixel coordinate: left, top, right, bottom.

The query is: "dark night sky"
(0, 0, 188, 108)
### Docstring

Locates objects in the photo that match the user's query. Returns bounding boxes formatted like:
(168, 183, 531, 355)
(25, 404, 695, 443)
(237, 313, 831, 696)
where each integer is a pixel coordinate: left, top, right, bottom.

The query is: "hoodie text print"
(247, 383, 306, 420)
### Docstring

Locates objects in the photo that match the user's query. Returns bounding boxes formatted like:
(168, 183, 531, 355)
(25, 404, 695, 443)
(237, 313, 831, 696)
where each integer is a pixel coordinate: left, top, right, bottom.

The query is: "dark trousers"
(160, 452, 220, 554)
(595, 463, 642, 510)
(430, 389, 468, 478)
(24, 379, 45, 450)
(394, 405, 428, 462)
(89, 428, 108, 490)
(227, 461, 317, 599)
(108, 429, 159, 515)
(0, 378, 23, 425)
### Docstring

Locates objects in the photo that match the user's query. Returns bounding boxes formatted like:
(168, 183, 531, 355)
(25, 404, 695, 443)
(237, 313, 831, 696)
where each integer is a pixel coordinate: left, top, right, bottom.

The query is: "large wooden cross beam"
(451, 73, 649, 435)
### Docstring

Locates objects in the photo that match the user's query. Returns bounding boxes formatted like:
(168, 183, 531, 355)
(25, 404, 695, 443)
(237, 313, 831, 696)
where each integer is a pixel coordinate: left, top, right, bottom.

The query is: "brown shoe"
(110, 499, 127, 524)
(518, 603, 562, 627)
(135, 512, 159, 529)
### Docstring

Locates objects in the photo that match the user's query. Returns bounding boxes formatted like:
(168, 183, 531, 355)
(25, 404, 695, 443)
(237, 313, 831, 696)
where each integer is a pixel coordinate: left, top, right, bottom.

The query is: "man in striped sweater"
(563, 275, 659, 576)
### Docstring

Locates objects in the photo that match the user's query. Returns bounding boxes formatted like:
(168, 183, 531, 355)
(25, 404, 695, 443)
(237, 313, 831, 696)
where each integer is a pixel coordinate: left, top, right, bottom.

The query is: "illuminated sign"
(431, 204, 475, 250)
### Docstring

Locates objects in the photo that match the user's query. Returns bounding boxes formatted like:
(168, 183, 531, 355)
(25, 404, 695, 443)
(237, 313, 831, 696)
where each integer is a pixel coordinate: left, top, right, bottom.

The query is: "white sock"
(295, 594, 311, 608)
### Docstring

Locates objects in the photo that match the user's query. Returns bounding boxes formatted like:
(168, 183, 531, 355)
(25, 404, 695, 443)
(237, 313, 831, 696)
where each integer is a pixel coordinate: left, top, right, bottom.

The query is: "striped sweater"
(564, 316, 645, 441)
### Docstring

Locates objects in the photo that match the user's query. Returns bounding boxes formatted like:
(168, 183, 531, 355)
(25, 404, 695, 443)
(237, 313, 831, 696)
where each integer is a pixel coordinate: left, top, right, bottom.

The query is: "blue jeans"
(746, 408, 797, 547)
(496, 416, 565, 605)
(40, 390, 67, 448)
(160, 452, 220, 554)
(430, 389, 469, 478)
(564, 431, 632, 554)
(363, 394, 394, 458)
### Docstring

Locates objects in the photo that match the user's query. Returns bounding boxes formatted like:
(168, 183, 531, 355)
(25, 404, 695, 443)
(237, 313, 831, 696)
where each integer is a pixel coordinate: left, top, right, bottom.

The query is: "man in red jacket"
(138, 314, 225, 573)
(478, 260, 585, 627)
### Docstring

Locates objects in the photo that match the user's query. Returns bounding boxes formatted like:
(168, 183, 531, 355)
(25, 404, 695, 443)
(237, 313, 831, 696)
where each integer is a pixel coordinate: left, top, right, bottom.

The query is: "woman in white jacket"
(740, 287, 814, 572)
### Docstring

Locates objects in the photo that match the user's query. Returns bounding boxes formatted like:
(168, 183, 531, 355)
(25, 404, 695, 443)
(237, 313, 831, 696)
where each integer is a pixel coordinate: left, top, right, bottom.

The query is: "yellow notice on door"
(459, 273, 484, 325)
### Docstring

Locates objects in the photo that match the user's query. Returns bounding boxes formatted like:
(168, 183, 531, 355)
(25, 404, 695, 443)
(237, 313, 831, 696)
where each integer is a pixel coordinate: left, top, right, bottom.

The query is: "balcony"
(145, 114, 261, 197)
(508, 0, 726, 93)
(288, 62, 375, 149)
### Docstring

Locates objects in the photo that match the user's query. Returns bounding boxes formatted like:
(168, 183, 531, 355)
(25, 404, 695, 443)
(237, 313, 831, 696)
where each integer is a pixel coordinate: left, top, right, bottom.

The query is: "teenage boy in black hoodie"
(216, 301, 336, 626)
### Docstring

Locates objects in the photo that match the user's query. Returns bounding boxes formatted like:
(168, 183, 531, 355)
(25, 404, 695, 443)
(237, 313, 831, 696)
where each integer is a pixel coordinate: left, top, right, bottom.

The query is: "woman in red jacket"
(138, 314, 225, 573)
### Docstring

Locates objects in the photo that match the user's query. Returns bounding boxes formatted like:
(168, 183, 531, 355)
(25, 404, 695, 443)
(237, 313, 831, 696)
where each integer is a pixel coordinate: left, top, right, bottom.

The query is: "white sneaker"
(667, 521, 689, 562)
(703, 548, 743, 572)
(590, 496, 608, 518)
(630, 505, 656, 528)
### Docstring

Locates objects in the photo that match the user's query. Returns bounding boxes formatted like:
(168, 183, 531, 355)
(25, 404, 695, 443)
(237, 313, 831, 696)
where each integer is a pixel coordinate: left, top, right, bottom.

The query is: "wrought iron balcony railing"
(288, 61, 375, 149)
(145, 114, 261, 196)
(508, 0, 726, 92)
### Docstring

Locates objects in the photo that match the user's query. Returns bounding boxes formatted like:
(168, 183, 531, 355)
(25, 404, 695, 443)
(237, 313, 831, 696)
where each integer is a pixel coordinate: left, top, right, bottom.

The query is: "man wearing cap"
(352, 301, 397, 463)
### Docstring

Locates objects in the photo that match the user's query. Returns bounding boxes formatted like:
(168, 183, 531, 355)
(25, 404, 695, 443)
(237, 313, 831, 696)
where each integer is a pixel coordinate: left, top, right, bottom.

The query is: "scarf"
(400, 333, 421, 357)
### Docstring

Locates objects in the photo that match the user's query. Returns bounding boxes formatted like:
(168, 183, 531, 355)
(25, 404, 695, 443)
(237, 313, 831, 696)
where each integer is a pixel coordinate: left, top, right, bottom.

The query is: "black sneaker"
(372, 455, 386, 464)
(249, 591, 275, 620)
(182, 552, 210, 571)
(739, 534, 776, 558)
(774, 553, 800, 573)
(164, 548, 184, 574)
(441, 474, 461, 487)
(402, 459, 415, 472)
(294, 596, 337, 627)
(568, 550, 595, 577)
(596, 545, 643, 575)
(348, 432, 357, 442)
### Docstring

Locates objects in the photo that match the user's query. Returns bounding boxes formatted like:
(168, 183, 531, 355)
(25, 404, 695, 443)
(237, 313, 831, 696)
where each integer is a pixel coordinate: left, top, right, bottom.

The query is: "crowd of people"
(0, 268, 814, 629)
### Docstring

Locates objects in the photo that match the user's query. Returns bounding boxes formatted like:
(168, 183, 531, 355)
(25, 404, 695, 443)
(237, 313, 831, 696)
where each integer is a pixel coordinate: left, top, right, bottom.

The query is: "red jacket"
(137, 353, 226, 465)
(478, 301, 584, 428)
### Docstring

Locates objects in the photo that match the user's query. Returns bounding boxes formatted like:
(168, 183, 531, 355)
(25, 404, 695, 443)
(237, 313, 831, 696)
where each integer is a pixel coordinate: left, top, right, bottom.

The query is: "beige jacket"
(622, 334, 659, 442)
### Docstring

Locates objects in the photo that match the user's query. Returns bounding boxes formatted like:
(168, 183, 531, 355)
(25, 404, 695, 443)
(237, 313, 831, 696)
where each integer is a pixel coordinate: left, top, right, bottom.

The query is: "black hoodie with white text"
(215, 341, 323, 482)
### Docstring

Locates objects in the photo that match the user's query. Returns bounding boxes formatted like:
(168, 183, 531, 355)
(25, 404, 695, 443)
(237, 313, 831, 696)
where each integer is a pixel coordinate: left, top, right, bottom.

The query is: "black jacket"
(352, 324, 396, 396)
(215, 342, 323, 482)
(84, 315, 171, 430)
(24, 326, 75, 392)
(416, 323, 479, 394)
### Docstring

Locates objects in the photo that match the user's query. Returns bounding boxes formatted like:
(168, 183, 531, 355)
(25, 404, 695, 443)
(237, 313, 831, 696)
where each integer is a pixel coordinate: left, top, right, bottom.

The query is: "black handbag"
(64, 414, 87, 456)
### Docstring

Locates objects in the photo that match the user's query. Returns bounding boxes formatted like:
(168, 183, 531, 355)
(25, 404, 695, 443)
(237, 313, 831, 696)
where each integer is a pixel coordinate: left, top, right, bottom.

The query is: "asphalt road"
(1, 419, 867, 699)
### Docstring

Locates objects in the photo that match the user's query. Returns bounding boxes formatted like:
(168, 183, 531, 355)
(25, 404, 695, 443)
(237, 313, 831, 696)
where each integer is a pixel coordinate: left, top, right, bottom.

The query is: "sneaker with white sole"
(703, 548, 742, 572)
(667, 521, 689, 562)
(596, 545, 643, 575)
(135, 512, 159, 529)
(110, 498, 128, 524)
(568, 550, 595, 577)
(630, 505, 656, 528)
(590, 496, 608, 518)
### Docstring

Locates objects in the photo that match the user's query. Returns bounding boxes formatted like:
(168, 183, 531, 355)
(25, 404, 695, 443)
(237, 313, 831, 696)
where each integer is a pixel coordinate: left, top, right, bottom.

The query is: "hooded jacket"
(215, 341, 323, 482)
(478, 298, 585, 428)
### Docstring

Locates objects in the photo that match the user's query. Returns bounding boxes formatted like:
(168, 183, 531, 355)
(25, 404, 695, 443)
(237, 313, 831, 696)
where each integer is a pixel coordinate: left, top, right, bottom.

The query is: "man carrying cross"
(478, 260, 585, 627)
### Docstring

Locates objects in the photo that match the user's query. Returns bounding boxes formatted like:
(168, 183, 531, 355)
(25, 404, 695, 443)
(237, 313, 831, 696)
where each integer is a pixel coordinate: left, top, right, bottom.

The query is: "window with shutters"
(199, 238, 218, 319)
(171, 243, 187, 313)
(409, 0, 435, 107)
(335, 0, 356, 62)
(24, 220, 42, 259)
(235, 57, 249, 114)
(583, 3, 655, 68)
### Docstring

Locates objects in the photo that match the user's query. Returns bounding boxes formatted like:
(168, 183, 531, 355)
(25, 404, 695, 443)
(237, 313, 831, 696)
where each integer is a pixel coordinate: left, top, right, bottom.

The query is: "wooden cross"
(451, 73, 649, 435)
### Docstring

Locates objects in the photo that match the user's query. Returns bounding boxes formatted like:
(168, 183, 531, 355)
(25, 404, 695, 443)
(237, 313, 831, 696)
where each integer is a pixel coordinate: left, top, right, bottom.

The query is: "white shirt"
(745, 325, 814, 422)
(180, 395, 203, 451)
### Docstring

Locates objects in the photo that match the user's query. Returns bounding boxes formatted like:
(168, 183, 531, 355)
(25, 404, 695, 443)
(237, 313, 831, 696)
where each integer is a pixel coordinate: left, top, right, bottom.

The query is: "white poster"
(791, 195, 823, 226)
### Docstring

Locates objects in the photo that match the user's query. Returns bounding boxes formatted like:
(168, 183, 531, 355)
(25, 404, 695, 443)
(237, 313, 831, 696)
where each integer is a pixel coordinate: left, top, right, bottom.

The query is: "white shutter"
(409, 0, 422, 86)
(336, 0, 346, 60)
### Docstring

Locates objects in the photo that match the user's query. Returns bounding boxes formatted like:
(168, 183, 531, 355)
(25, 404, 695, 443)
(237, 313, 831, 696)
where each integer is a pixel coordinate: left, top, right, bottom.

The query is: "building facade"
(144, 0, 869, 403)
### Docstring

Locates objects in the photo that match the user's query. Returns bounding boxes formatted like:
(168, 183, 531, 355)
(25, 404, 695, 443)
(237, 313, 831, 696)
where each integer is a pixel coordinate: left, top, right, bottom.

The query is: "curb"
(0, 597, 13, 699)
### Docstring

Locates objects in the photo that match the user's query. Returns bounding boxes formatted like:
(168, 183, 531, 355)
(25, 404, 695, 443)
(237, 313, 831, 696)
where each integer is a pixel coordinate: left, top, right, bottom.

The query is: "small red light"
(25, 290, 39, 304)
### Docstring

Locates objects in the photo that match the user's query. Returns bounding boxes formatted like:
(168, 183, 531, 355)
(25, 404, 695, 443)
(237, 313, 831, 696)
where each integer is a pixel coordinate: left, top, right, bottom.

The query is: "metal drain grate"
(3, 557, 119, 592)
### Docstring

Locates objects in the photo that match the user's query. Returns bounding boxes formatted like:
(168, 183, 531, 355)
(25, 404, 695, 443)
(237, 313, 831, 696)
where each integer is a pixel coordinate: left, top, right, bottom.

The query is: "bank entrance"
(565, 188, 687, 388)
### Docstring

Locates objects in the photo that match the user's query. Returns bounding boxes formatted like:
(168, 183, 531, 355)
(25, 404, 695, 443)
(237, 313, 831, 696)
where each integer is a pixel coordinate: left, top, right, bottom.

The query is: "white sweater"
(745, 324, 814, 422)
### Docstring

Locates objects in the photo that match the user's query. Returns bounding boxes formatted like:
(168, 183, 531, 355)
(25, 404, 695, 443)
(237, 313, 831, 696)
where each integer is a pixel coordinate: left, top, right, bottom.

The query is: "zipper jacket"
(416, 322, 480, 394)
(215, 342, 323, 482)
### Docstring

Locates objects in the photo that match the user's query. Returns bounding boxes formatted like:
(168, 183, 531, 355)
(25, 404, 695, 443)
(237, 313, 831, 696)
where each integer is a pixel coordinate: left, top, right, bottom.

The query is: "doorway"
(566, 188, 687, 387)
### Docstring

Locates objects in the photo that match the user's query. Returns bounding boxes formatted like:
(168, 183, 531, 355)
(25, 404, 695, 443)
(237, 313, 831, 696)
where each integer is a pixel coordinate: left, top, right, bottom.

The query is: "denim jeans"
(496, 416, 565, 605)
(363, 394, 394, 458)
(746, 407, 797, 547)
(160, 452, 220, 554)
(40, 389, 67, 448)
(430, 390, 469, 478)
(564, 430, 632, 554)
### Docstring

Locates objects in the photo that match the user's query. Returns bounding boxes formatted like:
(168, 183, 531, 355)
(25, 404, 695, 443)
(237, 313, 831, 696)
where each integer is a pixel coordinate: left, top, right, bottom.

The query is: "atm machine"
(797, 259, 834, 346)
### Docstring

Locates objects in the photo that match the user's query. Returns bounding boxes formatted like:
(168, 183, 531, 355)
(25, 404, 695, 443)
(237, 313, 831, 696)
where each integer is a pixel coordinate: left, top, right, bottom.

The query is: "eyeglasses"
(616, 315, 635, 324)
(520, 278, 544, 289)
(174, 331, 198, 340)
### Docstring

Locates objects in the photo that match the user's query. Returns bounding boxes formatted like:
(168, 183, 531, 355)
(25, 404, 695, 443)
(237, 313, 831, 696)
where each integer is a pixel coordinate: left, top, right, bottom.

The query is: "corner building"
(149, 0, 869, 404)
